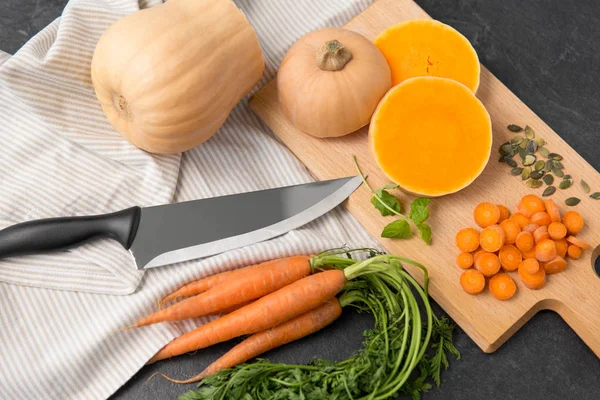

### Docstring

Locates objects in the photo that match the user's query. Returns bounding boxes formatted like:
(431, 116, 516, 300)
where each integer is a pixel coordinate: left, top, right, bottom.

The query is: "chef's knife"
(0, 176, 362, 269)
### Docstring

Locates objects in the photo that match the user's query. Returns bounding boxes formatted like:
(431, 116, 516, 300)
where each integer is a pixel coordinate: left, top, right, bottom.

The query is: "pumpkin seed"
(559, 179, 572, 189)
(552, 160, 564, 169)
(511, 136, 524, 146)
(564, 174, 572, 180)
(521, 167, 531, 180)
(548, 153, 563, 161)
(501, 143, 516, 156)
(565, 197, 581, 207)
(511, 167, 524, 176)
(508, 124, 523, 132)
(534, 160, 546, 171)
(543, 174, 554, 185)
(534, 138, 546, 147)
(544, 160, 553, 172)
(581, 179, 591, 194)
(527, 179, 542, 188)
(542, 186, 556, 197)
(518, 148, 527, 162)
(524, 125, 535, 139)
(590, 192, 600, 200)
(530, 170, 545, 180)
(552, 168, 564, 178)
(503, 157, 518, 168)
(518, 140, 528, 149)
(523, 154, 536, 166)
(526, 140, 538, 154)
(538, 146, 550, 158)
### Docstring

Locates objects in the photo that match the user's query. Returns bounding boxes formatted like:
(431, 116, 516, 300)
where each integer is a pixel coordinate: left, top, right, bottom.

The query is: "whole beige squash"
(91, 0, 264, 154)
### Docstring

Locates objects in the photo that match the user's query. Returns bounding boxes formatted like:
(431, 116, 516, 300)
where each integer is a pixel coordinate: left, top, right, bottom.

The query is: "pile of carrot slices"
(455, 195, 591, 300)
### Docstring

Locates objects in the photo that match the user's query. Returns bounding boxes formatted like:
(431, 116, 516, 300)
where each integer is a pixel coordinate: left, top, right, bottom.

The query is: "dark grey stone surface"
(1, 0, 599, 399)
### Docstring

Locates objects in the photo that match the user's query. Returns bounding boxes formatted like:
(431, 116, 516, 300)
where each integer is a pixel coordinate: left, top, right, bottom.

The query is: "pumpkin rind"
(369, 77, 492, 197)
(91, 0, 264, 154)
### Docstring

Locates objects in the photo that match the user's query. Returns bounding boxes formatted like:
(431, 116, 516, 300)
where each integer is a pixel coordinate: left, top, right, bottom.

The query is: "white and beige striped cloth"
(0, 0, 378, 398)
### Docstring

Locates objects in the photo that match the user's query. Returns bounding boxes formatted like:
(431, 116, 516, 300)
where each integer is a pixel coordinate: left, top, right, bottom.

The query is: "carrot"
(456, 228, 480, 253)
(521, 258, 540, 275)
(535, 239, 557, 262)
(566, 236, 591, 250)
(521, 247, 537, 260)
(562, 211, 584, 235)
(460, 269, 485, 295)
(548, 222, 567, 240)
(522, 223, 539, 233)
(554, 239, 568, 258)
(500, 219, 521, 245)
(498, 245, 522, 272)
(497, 205, 510, 223)
(473, 250, 487, 267)
(131, 256, 311, 328)
(489, 273, 517, 300)
(518, 194, 545, 218)
(474, 202, 501, 228)
(533, 225, 549, 243)
(518, 262, 546, 290)
(160, 299, 343, 383)
(479, 225, 505, 253)
(510, 212, 530, 229)
(544, 199, 561, 223)
(515, 231, 534, 252)
(567, 245, 582, 260)
(530, 212, 551, 227)
(476, 252, 501, 277)
(544, 256, 567, 274)
(148, 270, 347, 363)
(457, 252, 474, 269)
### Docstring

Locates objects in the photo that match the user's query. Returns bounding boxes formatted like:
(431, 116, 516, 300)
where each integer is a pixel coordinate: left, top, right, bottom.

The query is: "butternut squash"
(374, 19, 480, 92)
(91, 0, 264, 154)
(369, 77, 492, 197)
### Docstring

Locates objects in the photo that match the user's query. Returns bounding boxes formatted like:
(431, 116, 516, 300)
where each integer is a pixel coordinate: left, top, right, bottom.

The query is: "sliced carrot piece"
(518, 194, 545, 218)
(474, 202, 501, 228)
(500, 219, 521, 245)
(480, 225, 505, 253)
(562, 211, 584, 235)
(521, 247, 537, 260)
(531, 211, 551, 227)
(535, 239, 557, 262)
(489, 273, 517, 300)
(544, 256, 567, 274)
(456, 228, 480, 253)
(457, 252, 474, 269)
(498, 245, 522, 272)
(533, 225, 549, 243)
(518, 262, 546, 290)
(515, 231, 534, 252)
(510, 212, 530, 229)
(476, 252, 501, 277)
(497, 205, 510, 223)
(522, 224, 539, 233)
(521, 258, 540, 275)
(460, 269, 485, 295)
(566, 236, 591, 250)
(473, 249, 486, 264)
(544, 199, 561, 223)
(554, 239, 568, 258)
(567, 245, 582, 260)
(548, 222, 567, 240)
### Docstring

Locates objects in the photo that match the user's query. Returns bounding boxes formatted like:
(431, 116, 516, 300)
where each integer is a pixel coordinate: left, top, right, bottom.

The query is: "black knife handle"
(0, 206, 141, 259)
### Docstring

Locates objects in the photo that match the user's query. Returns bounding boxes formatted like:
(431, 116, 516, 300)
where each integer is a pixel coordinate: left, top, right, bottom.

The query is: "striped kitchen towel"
(0, 0, 379, 398)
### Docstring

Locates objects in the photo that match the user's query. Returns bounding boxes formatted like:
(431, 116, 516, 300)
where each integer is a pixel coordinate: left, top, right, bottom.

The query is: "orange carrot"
(518, 194, 545, 218)
(460, 269, 485, 295)
(497, 205, 510, 223)
(518, 262, 546, 290)
(521, 247, 537, 260)
(489, 273, 517, 300)
(476, 252, 501, 277)
(547, 222, 567, 240)
(500, 219, 521, 245)
(544, 256, 567, 274)
(554, 239, 568, 258)
(515, 231, 534, 252)
(510, 212, 530, 229)
(457, 252, 474, 269)
(148, 270, 347, 363)
(544, 199, 561, 223)
(456, 228, 480, 253)
(132, 256, 311, 328)
(521, 258, 540, 275)
(474, 202, 501, 228)
(522, 224, 539, 233)
(535, 239, 557, 262)
(480, 225, 505, 252)
(530, 211, 551, 227)
(562, 211, 584, 235)
(159, 299, 343, 383)
(473, 250, 487, 267)
(566, 236, 591, 250)
(498, 245, 522, 272)
(533, 225, 549, 243)
(567, 245, 582, 260)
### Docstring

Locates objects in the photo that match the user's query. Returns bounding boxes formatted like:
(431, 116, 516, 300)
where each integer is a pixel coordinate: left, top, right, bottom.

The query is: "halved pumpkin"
(369, 77, 492, 197)
(374, 19, 480, 92)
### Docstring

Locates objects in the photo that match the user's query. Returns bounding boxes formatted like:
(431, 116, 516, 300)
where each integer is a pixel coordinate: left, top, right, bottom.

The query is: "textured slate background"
(1, 0, 599, 399)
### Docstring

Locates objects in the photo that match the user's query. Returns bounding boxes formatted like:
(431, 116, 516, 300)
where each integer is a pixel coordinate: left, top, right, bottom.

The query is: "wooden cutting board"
(249, 0, 600, 356)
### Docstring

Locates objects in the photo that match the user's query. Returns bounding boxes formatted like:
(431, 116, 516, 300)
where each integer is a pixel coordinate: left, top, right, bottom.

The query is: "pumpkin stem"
(316, 40, 352, 71)
(113, 93, 132, 121)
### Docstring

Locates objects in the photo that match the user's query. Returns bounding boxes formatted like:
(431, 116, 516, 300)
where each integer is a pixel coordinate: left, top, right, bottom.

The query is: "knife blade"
(0, 176, 362, 269)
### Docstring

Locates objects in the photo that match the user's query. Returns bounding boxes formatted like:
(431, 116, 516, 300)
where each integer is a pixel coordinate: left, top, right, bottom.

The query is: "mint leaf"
(411, 197, 431, 209)
(410, 206, 430, 226)
(418, 223, 432, 245)
(381, 219, 411, 238)
(371, 189, 401, 216)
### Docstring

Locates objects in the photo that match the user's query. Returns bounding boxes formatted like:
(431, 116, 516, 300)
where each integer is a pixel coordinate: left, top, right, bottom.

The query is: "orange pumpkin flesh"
(374, 19, 480, 92)
(369, 77, 492, 197)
